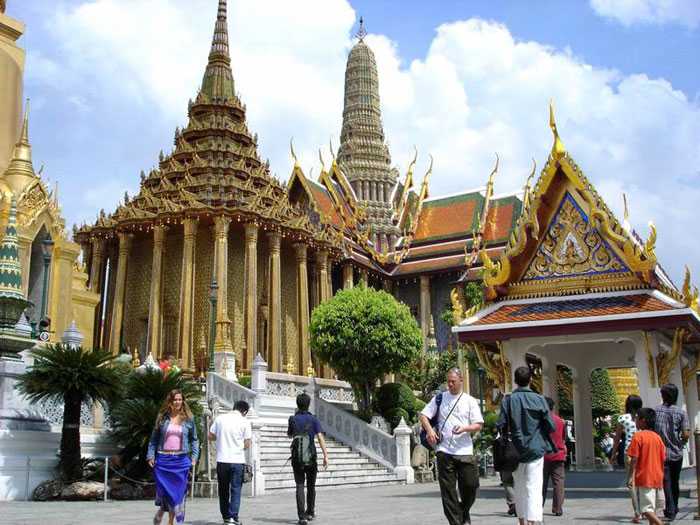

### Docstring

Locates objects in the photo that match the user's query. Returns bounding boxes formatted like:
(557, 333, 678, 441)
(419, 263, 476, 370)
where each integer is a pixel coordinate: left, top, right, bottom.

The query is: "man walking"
(288, 393, 329, 525)
(498, 366, 555, 525)
(542, 397, 567, 517)
(654, 383, 690, 522)
(209, 400, 252, 525)
(420, 368, 483, 525)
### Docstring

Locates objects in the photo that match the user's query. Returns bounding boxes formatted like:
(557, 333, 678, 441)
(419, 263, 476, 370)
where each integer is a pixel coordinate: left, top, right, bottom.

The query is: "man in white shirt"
(209, 400, 252, 525)
(420, 367, 484, 525)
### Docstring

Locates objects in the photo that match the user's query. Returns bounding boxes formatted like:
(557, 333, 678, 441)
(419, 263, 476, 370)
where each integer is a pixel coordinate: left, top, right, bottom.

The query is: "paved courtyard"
(3, 480, 699, 525)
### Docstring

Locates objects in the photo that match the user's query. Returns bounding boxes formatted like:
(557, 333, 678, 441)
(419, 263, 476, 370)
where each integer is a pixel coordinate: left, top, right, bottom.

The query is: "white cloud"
(590, 0, 700, 28)
(28, 0, 700, 283)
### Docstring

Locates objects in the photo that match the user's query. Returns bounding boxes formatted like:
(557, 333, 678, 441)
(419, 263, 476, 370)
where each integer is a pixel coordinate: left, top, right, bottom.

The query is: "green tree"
(310, 286, 422, 411)
(108, 369, 202, 478)
(16, 344, 121, 480)
(591, 368, 620, 418)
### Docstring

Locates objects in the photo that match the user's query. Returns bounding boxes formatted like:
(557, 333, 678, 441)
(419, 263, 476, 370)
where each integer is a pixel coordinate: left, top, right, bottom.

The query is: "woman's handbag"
(492, 395, 520, 472)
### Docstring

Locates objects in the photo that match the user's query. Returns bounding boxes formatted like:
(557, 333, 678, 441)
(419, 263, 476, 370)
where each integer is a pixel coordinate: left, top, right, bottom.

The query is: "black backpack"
(290, 417, 317, 467)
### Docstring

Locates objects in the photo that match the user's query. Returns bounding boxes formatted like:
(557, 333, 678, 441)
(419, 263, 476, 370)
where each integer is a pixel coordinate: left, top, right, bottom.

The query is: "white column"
(684, 364, 699, 466)
(502, 340, 528, 391)
(572, 366, 595, 468)
(541, 357, 556, 402)
(634, 332, 662, 406)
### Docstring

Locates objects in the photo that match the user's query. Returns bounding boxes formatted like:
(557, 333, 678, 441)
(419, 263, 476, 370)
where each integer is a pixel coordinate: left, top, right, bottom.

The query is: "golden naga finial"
(644, 221, 656, 257)
(623, 193, 630, 222)
(290, 138, 299, 167)
(522, 158, 536, 208)
(549, 99, 566, 159)
(485, 153, 499, 198)
(681, 265, 699, 310)
(419, 154, 433, 200)
(329, 138, 337, 163)
(318, 149, 326, 173)
(408, 146, 418, 174)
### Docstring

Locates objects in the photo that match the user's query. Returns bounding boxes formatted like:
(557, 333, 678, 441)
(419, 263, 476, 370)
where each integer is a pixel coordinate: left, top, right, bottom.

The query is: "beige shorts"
(635, 487, 660, 514)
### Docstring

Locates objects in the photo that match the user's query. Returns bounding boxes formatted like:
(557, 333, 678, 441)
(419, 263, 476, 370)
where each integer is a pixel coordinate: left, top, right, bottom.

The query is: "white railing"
(265, 372, 309, 398)
(35, 398, 96, 428)
(316, 397, 397, 469)
(208, 372, 257, 409)
(316, 377, 355, 407)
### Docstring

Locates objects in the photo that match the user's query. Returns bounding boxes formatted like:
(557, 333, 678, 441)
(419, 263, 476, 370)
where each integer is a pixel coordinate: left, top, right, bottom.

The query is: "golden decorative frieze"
(681, 353, 700, 391)
(642, 331, 657, 388)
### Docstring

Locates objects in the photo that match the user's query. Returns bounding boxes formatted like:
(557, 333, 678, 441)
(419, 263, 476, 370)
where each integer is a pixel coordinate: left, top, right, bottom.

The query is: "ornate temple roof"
(75, 0, 339, 250)
(454, 102, 700, 344)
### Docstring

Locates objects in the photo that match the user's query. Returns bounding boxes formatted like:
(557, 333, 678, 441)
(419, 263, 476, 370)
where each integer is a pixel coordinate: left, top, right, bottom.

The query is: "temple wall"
(430, 275, 456, 351)
(162, 228, 183, 357)
(394, 279, 420, 325)
(0, 12, 24, 174)
(192, 223, 214, 370)
(280, 240, 299, 372)
(123, 233, 152, 356)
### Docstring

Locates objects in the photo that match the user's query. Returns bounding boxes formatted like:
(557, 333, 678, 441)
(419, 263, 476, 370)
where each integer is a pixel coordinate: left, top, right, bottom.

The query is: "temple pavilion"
(453, 110, 700, 467)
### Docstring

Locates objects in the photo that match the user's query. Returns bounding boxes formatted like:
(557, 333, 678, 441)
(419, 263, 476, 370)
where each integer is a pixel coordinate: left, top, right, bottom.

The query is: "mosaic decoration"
(523, 192, 628, 280)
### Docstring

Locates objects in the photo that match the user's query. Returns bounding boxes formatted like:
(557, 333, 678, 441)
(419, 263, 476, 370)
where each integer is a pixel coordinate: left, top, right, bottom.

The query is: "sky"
(7, 0, 700, 284)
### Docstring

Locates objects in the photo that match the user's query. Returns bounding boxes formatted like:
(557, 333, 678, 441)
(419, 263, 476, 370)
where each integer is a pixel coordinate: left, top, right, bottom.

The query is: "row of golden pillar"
(85, 217, 339, 377)
(85, 220, 435, 377)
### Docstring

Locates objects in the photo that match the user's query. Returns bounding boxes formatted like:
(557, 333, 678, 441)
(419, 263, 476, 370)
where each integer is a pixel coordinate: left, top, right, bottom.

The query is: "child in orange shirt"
(627, 408, 666, 525)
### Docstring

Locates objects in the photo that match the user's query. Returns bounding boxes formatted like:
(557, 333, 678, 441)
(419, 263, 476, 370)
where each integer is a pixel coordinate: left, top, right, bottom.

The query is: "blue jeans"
(216, 462, 244, 520)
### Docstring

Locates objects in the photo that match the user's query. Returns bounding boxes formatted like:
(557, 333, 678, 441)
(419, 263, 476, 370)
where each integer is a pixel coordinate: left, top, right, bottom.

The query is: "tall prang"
(337, 19, 400, 253)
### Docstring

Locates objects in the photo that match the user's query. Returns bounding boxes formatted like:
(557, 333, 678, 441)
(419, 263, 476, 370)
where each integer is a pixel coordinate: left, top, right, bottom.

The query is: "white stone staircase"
(259, 423, 402, 492)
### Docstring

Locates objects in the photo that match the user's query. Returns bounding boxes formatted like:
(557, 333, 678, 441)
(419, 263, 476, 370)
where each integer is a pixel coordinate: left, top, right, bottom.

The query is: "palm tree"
(108, 369, 202, 478)
(16, 344, 120, 481)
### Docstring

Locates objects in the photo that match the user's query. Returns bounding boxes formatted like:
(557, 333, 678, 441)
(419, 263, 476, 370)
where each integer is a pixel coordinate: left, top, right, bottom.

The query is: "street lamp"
(208, 278, 218, 373)
(39, 238, 54, 322)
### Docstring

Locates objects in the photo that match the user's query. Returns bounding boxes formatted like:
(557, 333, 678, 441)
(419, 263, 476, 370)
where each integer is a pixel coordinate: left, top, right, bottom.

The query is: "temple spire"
(356, 16, 367, 41)
(3, 99, 37, 194)
(200, 0, 235, 100)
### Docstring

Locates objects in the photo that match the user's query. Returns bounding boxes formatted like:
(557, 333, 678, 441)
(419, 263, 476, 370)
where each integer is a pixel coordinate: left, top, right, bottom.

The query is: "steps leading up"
(259, 424, 402, 492)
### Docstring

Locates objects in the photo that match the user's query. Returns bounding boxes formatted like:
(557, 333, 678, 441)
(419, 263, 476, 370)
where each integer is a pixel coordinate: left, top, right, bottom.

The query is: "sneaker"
(297, 520, 308, 525)
(305, 513, 315, 521)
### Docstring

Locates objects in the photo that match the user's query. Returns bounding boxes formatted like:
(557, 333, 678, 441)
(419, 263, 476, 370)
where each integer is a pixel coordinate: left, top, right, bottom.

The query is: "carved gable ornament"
(522, 192, 628, 281)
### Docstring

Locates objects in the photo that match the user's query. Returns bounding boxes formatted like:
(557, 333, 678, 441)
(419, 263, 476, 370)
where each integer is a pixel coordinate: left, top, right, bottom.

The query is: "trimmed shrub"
(384, 407, 410, 430)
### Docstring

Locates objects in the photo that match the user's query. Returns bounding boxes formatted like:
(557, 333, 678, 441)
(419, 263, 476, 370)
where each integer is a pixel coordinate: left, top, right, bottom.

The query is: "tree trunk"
(60, 392, 83, 481)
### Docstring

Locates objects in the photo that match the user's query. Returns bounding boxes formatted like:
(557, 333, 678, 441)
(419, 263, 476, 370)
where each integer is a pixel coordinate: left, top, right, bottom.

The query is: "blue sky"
(6, 0, 700, 283)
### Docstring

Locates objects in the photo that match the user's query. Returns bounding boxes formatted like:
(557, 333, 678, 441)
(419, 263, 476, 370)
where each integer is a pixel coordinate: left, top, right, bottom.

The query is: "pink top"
(163, 422, 183, 451)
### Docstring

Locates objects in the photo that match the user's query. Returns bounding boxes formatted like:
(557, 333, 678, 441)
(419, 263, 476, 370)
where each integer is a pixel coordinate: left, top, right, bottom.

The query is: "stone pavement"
(3, 480, 698, 524)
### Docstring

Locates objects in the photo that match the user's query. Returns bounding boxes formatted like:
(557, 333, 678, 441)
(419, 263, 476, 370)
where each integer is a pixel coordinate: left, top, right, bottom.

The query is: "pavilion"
(454, 105, 700, 468)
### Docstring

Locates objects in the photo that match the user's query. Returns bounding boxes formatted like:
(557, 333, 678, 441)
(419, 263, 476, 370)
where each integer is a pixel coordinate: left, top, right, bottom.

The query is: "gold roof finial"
(622, 193, 631, 230)
(486, 153, 499, 195)
(549, 99, 566, 159)
(419, 154, 433, 201)
(318, 148, 326, 173)
(329, 137, 337, 163)
(522, 158, 536, 209)
(408, 146, 418, 175)
(356, 16, 367, 42)
(290, 137, 299, 167)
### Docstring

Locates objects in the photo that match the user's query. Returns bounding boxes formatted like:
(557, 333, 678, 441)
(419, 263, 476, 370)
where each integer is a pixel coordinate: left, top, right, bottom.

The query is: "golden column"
(420, 275, 431, 351)
(316, 249, 330, 302)
(294, 243, 311, 375)
(243, 222, 258, 370)
(89, 238, 106, 293)
(177, 218, 198, 369)
(266, 230, 282, 372)
(108, 232, 133, 355)
(342, 263, 353, 289)
(89, 237, 106, 347)
(147, 225, 166, 357)
(316, 249, 331, 378)
(213, 216, 233, 352)
(359, 268, 368, 287)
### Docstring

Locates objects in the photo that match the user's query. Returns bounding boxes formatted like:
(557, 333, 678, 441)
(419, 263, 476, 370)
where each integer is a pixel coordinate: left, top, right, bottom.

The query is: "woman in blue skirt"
(147, 389, 200, 525)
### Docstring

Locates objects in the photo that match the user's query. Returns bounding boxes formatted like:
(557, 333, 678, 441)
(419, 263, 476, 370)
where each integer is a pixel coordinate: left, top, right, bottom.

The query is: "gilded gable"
(522, 192, 628, 281)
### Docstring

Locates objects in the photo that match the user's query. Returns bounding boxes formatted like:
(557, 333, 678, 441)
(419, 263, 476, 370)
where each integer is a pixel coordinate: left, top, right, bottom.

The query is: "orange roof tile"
(474, 294, 673, 326)
(414, 193, 481, 242)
